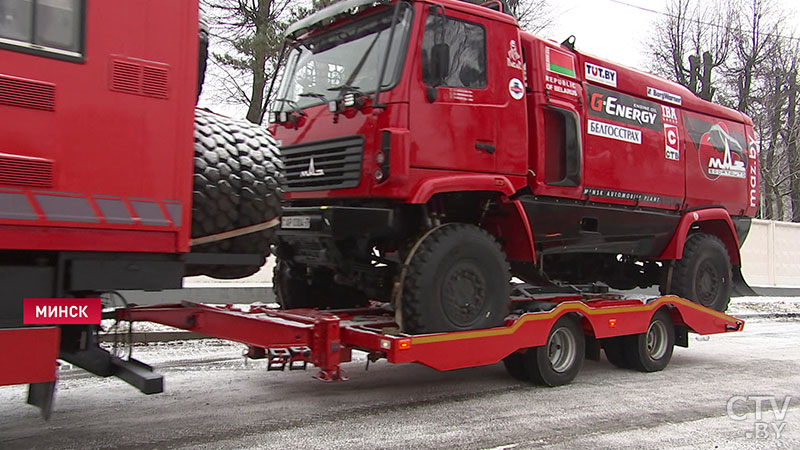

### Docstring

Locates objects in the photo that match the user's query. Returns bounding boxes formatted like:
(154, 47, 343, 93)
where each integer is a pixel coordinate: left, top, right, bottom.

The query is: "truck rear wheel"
(401, 224, 510, 334)
(668, 233, 732, 312)
(523, 315, 585, 386)
(187, 110, 284, 279)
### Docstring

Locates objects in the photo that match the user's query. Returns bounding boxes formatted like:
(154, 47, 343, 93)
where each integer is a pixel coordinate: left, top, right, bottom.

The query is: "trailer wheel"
(502, 352, 529, 381)
(401, 224, 510, 334)
(273, 259, 370, 309)
(523, 315, 585, 386)
(187, 109, 284, 279)
(602, 337, 630, 369)
(625, 309, 675, 372)
(669, 233, 732, 312)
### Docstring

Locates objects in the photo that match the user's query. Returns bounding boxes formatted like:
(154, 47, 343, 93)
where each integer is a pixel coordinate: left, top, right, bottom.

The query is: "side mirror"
(430, 43, 450, 86)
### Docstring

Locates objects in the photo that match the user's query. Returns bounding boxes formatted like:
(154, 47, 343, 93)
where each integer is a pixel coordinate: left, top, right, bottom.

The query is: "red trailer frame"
(1, 291, 743, 419)
(116, 293, 744, 381)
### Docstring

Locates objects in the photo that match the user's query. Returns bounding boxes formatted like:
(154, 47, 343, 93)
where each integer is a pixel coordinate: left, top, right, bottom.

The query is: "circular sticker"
(508, 78, 525, 100)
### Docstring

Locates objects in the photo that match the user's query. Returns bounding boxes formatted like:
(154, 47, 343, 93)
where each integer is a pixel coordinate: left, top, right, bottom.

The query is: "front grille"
(281, 135, 364, 192)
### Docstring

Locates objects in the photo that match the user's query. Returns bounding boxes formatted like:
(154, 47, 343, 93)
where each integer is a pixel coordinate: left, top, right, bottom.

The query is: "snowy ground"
(1, 296, 798, 449)
(729, 296, 800, 316)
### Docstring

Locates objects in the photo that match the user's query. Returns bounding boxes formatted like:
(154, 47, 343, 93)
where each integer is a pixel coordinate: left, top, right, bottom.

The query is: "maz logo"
(300, 158, 325, 178)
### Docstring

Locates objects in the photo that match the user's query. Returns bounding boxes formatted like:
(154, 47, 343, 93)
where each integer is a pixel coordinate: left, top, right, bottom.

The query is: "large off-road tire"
(186, 109, 284, 279)
(273, 259, 370, 309)
(523, 315, 585, 386)
(401, 224, 510, 334)
(667, 233, 732, 312)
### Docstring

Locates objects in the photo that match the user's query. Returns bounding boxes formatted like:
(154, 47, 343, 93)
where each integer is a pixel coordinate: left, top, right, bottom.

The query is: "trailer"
(115, 290, 743, 381)
(1, 286, 743, 418)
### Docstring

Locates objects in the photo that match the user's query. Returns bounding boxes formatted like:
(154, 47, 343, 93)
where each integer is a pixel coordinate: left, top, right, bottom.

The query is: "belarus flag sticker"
(546, 47, 576, 78)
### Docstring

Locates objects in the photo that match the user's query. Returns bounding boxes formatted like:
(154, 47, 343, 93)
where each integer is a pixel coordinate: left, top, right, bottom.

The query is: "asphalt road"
(1, 319, 799, 449)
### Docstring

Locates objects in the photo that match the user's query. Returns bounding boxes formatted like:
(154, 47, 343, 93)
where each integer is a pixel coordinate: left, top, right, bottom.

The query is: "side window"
(0, 0, 84, 60)
(421, 15, 486, 89)
(543, 107, 581, 187)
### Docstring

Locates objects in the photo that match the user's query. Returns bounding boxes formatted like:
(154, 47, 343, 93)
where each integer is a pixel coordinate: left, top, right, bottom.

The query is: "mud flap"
(27, 381, 56, 420)
(731, 265, 757, 297)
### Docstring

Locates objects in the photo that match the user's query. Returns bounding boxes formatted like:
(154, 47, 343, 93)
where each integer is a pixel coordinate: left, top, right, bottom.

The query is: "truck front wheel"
(668, 233, 732, 312)
(401, 224, 510, 334)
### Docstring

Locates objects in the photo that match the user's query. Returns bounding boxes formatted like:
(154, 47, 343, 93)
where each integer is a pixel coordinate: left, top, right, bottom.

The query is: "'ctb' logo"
(664, 124, 680, 160)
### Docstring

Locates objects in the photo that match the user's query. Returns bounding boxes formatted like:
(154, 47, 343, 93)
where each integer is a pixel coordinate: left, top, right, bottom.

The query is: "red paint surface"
(0, 327, 60, 386)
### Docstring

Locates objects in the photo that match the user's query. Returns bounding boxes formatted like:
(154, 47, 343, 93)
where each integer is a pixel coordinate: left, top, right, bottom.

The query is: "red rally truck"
(268, 0, 759, 334)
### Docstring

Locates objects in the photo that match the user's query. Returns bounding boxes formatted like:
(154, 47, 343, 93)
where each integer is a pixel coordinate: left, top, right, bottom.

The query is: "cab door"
(408, 6, 526, 176)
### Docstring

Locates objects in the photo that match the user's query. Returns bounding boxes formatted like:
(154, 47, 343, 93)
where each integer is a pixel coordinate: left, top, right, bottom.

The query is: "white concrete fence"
(741, 219, 800, 287)
(183, 219, 800, 289)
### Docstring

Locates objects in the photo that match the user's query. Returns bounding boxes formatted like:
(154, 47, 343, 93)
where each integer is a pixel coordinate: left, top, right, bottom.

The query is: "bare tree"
(204, 0, 336, 124)
(723, 0, 798, 220)
(461, 0, 557, 34)
(506, 0, 557, 34)
(726, 0, 783, 113)
(648, 0, 734, 101)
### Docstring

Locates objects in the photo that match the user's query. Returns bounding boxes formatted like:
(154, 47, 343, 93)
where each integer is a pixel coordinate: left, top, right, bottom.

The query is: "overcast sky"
(547, 0, 799, 70)
(201, 0, 800, 118)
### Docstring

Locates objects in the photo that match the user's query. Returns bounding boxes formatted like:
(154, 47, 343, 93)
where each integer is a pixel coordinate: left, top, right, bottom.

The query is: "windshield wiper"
(327, 85, 361, 92)
(299, 92, 329, 102)
(327, 27, 383, 96)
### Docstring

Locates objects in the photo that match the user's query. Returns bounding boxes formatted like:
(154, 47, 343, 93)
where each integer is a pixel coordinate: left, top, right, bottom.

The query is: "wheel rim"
(548, 327, 577, 373)
(441, 261, 487, 327)
(646, 320, 669, 360)
(695, 260, 720, 307)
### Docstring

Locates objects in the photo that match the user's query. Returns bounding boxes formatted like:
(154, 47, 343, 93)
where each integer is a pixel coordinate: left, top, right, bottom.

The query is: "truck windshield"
(274, 4, 413, 112)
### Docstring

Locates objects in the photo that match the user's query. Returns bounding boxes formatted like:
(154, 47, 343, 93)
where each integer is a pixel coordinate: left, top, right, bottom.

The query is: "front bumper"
(276, 206, 396, 267)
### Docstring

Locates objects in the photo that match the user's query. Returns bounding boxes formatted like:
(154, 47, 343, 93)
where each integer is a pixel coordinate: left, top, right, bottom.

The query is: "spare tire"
(186, 109, 284, 279)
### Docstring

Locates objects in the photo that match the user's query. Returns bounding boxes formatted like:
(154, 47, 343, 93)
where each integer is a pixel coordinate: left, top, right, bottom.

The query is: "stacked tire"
(187, 109, 284, 279)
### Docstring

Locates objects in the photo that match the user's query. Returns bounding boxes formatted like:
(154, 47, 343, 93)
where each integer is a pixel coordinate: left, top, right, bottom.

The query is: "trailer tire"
(502, 352, 529, 381)
(401, 224, 510, 334)
(602, 337, 631, 369)
(273, 259, 370, 309)
(523, 315, 585, 386)
(668, 233, 732, 312)
(187, 110, 284, 279)
(625, 309, 675, 372)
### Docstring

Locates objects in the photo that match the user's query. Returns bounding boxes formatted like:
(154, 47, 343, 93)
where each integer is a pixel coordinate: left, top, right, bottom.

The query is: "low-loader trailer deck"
(1, 288, 743, 419)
